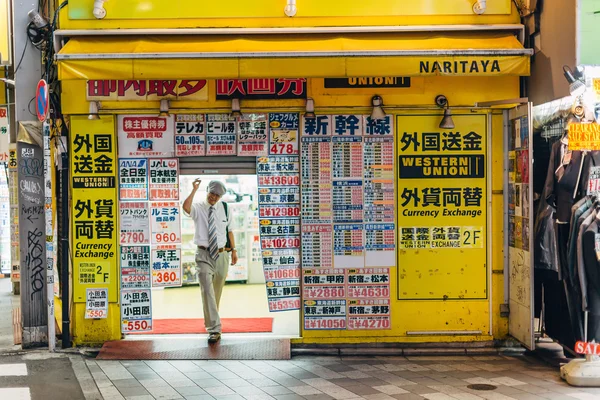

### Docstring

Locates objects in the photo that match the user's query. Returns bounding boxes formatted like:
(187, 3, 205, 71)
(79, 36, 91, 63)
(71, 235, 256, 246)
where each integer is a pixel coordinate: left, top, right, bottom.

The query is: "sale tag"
(120, 202, 150, 245)
(121, 288, 152, 333)
(151, 245, 182, 287)
(150, 201, 181, 245)
(85, 288, 108, 319)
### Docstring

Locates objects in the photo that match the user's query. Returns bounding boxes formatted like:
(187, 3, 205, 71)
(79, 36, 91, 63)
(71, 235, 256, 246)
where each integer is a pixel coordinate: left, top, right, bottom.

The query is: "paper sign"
(86, 288, 108, 319)
(118, 115, 175, 158)
(150, 201, 181, 244)
(151, 245, 182, 287)
(118, 158, 148, 200)
(175, 114, 206, 157)
(120, 245, 151, 289)
(238, 113, 268, 156)
(120, 202, 150, 245)
(149, 158, 179, 200)
(121, 289, 153, 333)
(206, 114, 237, 155)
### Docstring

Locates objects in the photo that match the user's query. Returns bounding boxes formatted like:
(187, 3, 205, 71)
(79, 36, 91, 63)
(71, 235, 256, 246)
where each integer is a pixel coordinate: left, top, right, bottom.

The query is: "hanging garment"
(534, 201, 559, 273)
(582, 216, 600, 341)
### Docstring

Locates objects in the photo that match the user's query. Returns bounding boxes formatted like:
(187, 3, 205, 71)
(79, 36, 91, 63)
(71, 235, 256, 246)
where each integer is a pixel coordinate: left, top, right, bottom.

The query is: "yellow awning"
(56, 33, 532, 80)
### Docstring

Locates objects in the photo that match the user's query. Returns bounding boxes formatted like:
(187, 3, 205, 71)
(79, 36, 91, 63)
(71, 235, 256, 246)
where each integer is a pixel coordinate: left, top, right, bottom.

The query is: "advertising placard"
(304, 300, 346, 330)
(85, 288, 108, 319)
(260, 235, 301, 249)
(149, 158, 179, 200)
(269, 113, 299, 155)
(346, 268, 391, 298)
(120, 245, 151, 289)
(238, 113, 268, 156)
(266, 279, 300, 298)
(120, 202, 150, 245)
(259, 218, 300, 237)
(118, 115, 175, 158)
(121, 289, 153, 333)
(206, 114, 237, 155)
(347, 299, 391, 330)
(175, 114, 206, 157)
(150, 201, 181, 245)
(268, 296, 301, 312)
(71, 116, 119, 303)
(258, 205, 301, 219)
(397, 114, 486, 300)
(301, 224, 333, 268)
(258, 187, 300, 205)
(302, 269, 345, 299)
(365, 223, 395, 266)
(118, 158, 148, 200)
(151, 245, 182, 287)
(256, 155, 299, 175)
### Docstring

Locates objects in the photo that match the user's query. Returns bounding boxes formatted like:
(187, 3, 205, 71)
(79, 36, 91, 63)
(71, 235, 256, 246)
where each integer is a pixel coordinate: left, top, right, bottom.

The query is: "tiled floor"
(82, 354, 600, 400)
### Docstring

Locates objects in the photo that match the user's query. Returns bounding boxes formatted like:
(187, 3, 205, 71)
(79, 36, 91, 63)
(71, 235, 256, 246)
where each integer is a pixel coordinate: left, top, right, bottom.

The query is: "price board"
(120, 202, 150, 245)
(269, 113, 299, 155)
(301, 224, 333, 268)
(149, 158, 179, 201)
(85, 288, 108, 319)
(258, 187, 300, 204)
(302, 268, 345, 299)
(121, 288, 152, 333)
(118, 158, 148, 200)
(268, 296, 301, 312)
(150, 201, 181, 245)
(151, 245, 182, 287)
(259, 218, 300, 237)
(259, 205, 301, 219)
(347, 299, 391, 330)
(120, 245, 151, 289)
(175, 114, 206, 157)
(260, 236, 301, 249)
(303, 299, 346, 330)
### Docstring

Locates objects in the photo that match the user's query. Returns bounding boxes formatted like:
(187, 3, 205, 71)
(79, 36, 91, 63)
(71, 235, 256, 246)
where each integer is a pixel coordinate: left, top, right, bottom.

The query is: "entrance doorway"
(127, 174, 300, 338)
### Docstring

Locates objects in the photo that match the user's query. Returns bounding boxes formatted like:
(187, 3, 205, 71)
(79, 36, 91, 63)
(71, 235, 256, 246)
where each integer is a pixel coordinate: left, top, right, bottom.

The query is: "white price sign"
(151, 245, 182, 287)
(121, 288, 152, 333)
(85, 288, 108, 319)
(150, 201, 181, 244)
(120, 202, 150, 245)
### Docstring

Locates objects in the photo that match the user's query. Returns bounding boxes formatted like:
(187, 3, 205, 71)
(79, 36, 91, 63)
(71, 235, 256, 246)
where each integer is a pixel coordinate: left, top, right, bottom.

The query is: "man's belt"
(198, 246, 224, 253)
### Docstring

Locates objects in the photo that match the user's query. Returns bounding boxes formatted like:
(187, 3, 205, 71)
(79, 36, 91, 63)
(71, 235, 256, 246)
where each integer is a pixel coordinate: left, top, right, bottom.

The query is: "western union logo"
(398, 155, 485, 179)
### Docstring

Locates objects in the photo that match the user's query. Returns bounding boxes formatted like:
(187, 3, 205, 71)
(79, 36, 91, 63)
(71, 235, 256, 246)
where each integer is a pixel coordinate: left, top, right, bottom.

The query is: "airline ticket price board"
(257, 152, 301, 312)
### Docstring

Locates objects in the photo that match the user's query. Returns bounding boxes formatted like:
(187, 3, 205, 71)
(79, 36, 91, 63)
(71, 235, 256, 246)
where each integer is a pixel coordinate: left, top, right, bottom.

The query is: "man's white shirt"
(188, 200, 232, 248)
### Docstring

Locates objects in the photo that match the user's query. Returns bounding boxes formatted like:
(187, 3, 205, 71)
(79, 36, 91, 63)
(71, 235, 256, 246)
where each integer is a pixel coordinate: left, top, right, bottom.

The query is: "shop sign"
(269, 113, 299, 155)
(258, 187, 300, 205)
(216, 78, 307, 100)
(568, 123, 600, 151)
(118, 115, 175, 158)
(150, 201, 181, 245)
(87, 80, 208, 101)
(303, 269, 345, 299)
(71, 116, 119, 302)
(259, 218, 300, 236)
(175, 114, 206, 157)
(397, 114, 487, 300)
(301, 224, 333, 268)
(151, 245, 182, 287)
(0, 107, 8, 161)
(206, 114, 237, 156)
(85, 288, 108, 319)
(238, 113, 268, 156)
(121, 289, 153, 333)
(303, 299, 346, 330)
(347, 299, 391, 330)
(149, 158, 179, 200)
(120, 246, 151, 289)
(324, 77, 411, 89)
(118, 158, 148, 200)
(8, 144, 19, 283)
(120, 202, 150, 245)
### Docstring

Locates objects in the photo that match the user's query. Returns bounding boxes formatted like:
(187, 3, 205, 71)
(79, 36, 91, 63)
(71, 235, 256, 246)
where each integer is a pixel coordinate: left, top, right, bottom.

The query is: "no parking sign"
(36, 79, 49, 122)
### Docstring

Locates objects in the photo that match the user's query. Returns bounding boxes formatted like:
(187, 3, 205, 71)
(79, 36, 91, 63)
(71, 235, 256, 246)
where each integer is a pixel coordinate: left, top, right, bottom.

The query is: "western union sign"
(399, 155, 484, 179)
(324, 77, 410, 88)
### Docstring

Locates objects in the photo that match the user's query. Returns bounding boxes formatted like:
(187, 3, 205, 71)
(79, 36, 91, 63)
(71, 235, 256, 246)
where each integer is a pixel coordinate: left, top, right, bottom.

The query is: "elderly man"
(183, 179, 238, 343)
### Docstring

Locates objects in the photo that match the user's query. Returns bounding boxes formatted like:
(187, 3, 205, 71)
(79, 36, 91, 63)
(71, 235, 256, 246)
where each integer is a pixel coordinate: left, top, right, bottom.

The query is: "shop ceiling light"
(563, 65, 586, 97)
(159, 99, 170, 117)
(304, 98, 316, 119)
(371, 95, 386, 121)
(435, 95, 455, 129)
(88, 101, 101, 120)
(231, 98, 242, 118)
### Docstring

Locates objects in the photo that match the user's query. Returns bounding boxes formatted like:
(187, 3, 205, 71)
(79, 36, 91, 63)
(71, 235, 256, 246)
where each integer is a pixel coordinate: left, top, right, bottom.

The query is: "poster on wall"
(397, 114, 487, 300)
(256, 153, 301, 312)
(118, 115, 175, 158)
(238, 113, 268, 156)
(118, 158, 148, 200)
(120, 245, 151, 289)
(85, 288, 108, 319)
(149, 158, 179, 201)
(206, 114, 237, 156)
(304, 299, 346, 330)
(150, 201, 181, 245)
(269, 113, 299, 155)
(120, 202, 150, 245)
(121, 289, 153, 333)
(175, 114, 206, 157)
(151, 245, 182, 287)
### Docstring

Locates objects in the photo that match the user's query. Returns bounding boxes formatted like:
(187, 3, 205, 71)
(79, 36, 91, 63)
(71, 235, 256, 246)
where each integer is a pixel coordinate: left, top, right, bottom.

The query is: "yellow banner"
(71, 116, 119, 303)
(568, 123, 600, 151)
(0, 1, 10, 65)
(397, 114, 487, 300)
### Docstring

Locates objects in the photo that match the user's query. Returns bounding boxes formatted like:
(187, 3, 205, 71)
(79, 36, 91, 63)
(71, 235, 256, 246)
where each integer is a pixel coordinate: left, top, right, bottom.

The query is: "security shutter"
(179, 156, 257, 175)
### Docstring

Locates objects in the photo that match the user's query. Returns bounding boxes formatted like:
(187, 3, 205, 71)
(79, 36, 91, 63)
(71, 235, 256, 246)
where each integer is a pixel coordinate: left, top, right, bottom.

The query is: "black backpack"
(223, 202, 232, 250)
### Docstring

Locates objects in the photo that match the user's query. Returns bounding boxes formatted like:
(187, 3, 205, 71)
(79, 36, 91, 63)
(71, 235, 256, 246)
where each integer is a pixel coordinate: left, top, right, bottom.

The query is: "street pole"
(60, 149, 70, 348)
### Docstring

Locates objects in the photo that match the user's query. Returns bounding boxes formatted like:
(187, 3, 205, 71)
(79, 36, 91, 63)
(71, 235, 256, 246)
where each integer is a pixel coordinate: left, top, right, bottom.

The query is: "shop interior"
(131, 174, 300, 338)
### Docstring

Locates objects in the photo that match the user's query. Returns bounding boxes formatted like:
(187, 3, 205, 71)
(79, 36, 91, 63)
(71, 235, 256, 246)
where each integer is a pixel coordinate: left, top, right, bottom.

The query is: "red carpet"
(131, 318, 273, 334)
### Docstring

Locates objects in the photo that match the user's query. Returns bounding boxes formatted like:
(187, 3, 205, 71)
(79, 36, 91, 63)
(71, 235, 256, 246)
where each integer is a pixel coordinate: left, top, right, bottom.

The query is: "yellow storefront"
(53, 0, 534, 349)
